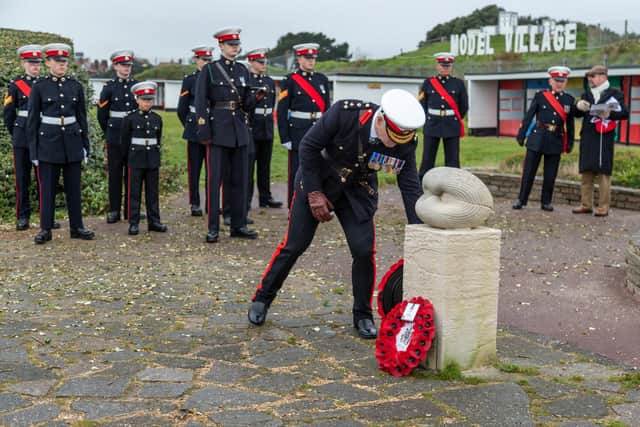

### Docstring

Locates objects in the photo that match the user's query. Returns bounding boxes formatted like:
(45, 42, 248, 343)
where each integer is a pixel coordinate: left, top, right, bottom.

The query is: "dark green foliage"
(269, 32, 350, 61)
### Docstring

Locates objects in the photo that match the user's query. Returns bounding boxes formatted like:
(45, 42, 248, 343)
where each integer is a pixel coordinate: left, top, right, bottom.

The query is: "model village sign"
(450, 11, 577, 56)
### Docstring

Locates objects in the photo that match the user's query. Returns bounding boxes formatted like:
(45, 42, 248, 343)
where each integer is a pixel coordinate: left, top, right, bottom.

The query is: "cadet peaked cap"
(131, 81, 157, 99)
(587, 64, 608, 77)
(434, 52, 455, 64)
(17, 45, 43, 62)
(548, 66, 571, 81)
(380, 89, 426, 144)
(111, 50, 134, 65)
(43, 43, 71, 61)
(214, 27, 241, 45)
(192, 46, 214, 59)
(293, 43, 319, 58)
(246, 48, 268, 62)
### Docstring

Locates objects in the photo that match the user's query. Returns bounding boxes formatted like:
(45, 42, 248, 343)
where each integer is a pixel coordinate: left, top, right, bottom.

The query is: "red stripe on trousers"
(12, 147, 19, 219)
(127, 167, 132, 221)
(254, 190, 297, 298)
(187, 143, 192, 203)
(36, 164, 42, 225)
(370, 220, 377, 314)
(206, 147, 211, 225)
(287, 151, 291, 206)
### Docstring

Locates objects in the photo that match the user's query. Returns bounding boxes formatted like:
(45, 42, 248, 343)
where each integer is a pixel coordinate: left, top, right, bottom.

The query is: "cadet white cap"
(380, 89, 426, 144)
(548, 66, 571, 81)
(214, 27, 242, 45)
(434, 52, 455, 64)
(43, 43, 71, 61)
(131, 81, 157, 100)
(246, 48, 268, 62)
(17, 45, 43, 62)
(192, 46, 214, 60)
(293, 43, 319, 58)
(110, 50, 134, 65)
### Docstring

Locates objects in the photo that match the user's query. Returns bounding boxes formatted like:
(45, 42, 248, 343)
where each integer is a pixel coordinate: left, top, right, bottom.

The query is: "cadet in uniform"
(249, 89, 425, 339)
(177, 46, 214, 217)
(194, 27, 262, 243)
(246, 48, 282, 210)
(513, 66, 575, 211)
(3, 45, 43, 231)
(277, 43, 331, 208)
(98, 50, 137, 223)
(418, 52, 468, 179)
(121, 81, 167, 235)
(28, 43, 94, 244)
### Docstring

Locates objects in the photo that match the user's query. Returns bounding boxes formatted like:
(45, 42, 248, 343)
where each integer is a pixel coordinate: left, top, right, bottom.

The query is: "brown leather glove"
(308, 191, 334, 222)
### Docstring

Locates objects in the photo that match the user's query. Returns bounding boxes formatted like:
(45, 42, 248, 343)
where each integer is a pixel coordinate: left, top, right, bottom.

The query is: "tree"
(270, 32, 351, 61)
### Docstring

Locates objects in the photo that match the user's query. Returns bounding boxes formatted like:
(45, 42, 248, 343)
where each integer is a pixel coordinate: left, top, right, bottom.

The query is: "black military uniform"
(418, 53, 468, 179)
(121, 81, 166, 235)
(277, 43, 331, 207)
(194, 27, 259, 242)
(177, 46, 213, 216)
(3, 45, 42, 230)
(514, 67, 575, 211)
(246, 48, 281, 210)
(97, 50, 137, 223)
(250, 90, 425, 338)
(27, 43, 94, 244)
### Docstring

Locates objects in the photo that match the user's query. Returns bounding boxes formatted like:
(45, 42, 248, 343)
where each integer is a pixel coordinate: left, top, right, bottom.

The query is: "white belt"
(109, 110, 128, 118)
(41, 116, 76, 125)
(290, 110, 322, 120)
(131, 137, 158, 146)
(189, 105, 196, 113)
(254, 107, 273, 115)
(17, 110, 28, 117)
(428, 108, 455, 116)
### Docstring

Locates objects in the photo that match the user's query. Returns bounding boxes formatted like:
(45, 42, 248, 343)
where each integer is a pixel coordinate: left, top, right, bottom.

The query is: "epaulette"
(341, 99, 367, 110)
(183, 74, 188, 78)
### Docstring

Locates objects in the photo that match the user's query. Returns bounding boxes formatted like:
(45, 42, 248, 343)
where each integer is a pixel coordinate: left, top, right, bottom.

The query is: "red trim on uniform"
(549, 71, 568, 79)
(435, 57, 454, 63)
(542, 90, 569, 152)
(20, 51, 42, 60)
(429, 77, 465, 137)
(36, 163, 42, 225)
(295, 48, 317, 56)
(217, 33, 240, 42)
(134, 88, 155, 96)
(370, 220, 377, 315)
(248, 53, 266, 61)
(112, 55, 132, 64)
(15, 80, 31, 97)
(12, 147, 19, 220)
(383, 114, 406, 135)
(254, 191, 298, 298)
(206, 146, 212, 225)
(194, 50, 212, 57)
(186, 144, 192, 203)
(45, 49, 68, 58)
(287, 151, 291, 207)
(359, 109, 373, 126)
(127, 167, 132, 221)
(290, 73, 326, 112)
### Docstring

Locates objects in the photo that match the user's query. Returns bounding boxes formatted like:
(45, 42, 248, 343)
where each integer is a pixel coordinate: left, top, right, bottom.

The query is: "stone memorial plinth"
(403, 225, 501, 370)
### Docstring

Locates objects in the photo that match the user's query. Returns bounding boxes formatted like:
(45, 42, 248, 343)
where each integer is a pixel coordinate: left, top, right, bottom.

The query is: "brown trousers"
(580, 171, 611, 211)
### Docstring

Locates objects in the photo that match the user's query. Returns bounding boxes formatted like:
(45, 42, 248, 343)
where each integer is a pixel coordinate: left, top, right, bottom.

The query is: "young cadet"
(3, 45, 43, 230)
(97, 50, 137, 224)
(121, 81, 167, 236)
(28, 43, 94, 244)
(249, 89, 425, 339)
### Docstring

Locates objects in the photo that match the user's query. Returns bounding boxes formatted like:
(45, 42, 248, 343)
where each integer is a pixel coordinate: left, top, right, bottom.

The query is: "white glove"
(32, 160, 39, 167)
(83, 148, 88, 164)
(576, 99, 591, 112)
(281, 141, 292, 151)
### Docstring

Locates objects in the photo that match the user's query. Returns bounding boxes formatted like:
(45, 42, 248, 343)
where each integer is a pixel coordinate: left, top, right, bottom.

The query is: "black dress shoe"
(512, 200, 524, 210)
(206, 230, 219, 243)
(34, 229, 52, 244)
(230, 226, 258, 239)
(16, 218, 30, 231)
(106, 211, 120, 223)
(128, 224, 139, 235)
(191, 205, 203, 216)
(70, 228, 95, 240)
(52, 220, 61, 229)
(223, 216, 231, 226)
(355, 319, 377, 339)
(148, 222, 168, 232)
(541, 203, 554, 212)
(260, 198, 283, 208)
(248, 301, 268, 325)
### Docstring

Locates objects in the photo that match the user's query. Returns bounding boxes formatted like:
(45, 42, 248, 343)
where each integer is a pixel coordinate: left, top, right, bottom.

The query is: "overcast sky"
(1, 0, 639, 63)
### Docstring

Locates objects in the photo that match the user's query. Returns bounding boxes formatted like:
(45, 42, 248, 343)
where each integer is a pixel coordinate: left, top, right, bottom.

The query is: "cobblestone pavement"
(0, 186, 639, 426)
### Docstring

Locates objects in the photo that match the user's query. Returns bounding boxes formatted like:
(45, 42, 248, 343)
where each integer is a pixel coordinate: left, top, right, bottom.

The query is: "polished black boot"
(106, 211, 120, 223)
(191, 205, 203, 216)
(541, 203, 554, 212)
(512, 199, 524, 210)
(52, 220, 61, 229)
(16, 218, 29, 231)
(248, 301, 268, 325)
(260, 198, 283, 208)
(206, 229, 219, 243)
(34, 229, 52, 244)
(128, 224, 139, 235)
(355, 319, 378, 339)
(148, 222, 168, 232)
(230, 226, 257, 239)
(70, 228, 95, 240)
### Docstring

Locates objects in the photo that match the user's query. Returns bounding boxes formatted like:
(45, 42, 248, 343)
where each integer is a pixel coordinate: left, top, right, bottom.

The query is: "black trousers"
(252, 138, 274, 205)
(253, 190, 376, 324)
(37, 161, 83, 230)
(286, 150, 299, 208)
(12, 146, 34, 221)
(187, 140, 207, 208)
(207, 145, 248, 231)
(128, 167, 160, 225)
(107, 143, 129, 218)
(419, 136, 460, 180)
(517, 149, 561, 206)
